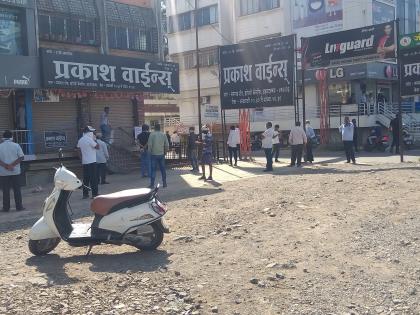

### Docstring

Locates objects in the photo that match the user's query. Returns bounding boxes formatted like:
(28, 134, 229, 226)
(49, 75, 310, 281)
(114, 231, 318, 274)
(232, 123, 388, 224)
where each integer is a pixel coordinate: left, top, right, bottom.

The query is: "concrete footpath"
(1, 150, 419, 228)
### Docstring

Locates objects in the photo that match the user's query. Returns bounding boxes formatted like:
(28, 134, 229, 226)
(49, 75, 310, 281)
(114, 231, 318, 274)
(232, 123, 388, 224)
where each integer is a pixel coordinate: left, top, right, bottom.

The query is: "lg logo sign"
(329, 67, 345, 79)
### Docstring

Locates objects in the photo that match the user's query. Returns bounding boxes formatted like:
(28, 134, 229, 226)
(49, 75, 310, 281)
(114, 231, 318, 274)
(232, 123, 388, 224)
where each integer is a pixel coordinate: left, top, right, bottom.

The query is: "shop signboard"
(219, 35, 295, 110)
(203, 104, 219, 119)
(399, 32, 420, 50)
(0, 55, 40, 88)
(44, 131, 67, 149)
(399, 32, 420, 97)
(292, 0, 343, 37)
(40, 49, 180, 94)
(400, 48, 420, 97)
(302, 21, 397, 68)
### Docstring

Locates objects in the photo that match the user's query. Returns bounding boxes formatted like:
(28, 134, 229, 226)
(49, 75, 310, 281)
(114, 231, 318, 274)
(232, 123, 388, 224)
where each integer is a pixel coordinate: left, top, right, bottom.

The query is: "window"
(38, 14, 96, 45)
(108, 25, 151, 52)
(240, 0, 280, 16)
(197, 5, 218, 26)
(0, 7, 24, 55)
(329, 82, 353, 105)
(178, 49, 219, 70)
(169, 12, 192, 32)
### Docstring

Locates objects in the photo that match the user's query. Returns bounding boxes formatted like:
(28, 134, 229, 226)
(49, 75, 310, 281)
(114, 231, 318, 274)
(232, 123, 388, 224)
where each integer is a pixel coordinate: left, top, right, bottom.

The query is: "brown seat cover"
(91, 188, 152, 216)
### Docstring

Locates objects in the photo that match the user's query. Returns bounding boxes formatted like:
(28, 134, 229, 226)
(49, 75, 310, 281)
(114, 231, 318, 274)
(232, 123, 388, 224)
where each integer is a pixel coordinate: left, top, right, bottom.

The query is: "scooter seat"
(91, 188, 153, 216)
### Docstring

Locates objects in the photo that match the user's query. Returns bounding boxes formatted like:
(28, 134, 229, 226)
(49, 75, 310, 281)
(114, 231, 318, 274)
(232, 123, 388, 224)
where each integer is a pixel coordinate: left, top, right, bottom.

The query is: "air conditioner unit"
(201, 96, 210, 105)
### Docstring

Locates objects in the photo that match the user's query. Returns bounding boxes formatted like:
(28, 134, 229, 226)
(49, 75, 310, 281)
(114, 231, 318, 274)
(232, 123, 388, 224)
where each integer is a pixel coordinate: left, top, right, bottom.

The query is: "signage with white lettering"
(0, 55, 40, 88)
(302, 22, 397, 68)
(219, 35, 295, 109)
(40, 49, 180, 94)
(44, 131, 67, 148)
(401, 47, 420, 97)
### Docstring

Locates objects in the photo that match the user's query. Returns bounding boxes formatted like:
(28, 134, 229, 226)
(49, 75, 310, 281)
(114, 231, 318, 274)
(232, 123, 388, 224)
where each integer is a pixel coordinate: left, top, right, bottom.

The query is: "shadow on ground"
(25, 249, 171, 285)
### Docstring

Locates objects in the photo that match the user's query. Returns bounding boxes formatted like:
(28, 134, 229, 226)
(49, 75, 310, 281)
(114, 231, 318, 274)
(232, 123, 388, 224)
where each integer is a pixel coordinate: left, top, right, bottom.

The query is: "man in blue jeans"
(147, 124, 169, 188)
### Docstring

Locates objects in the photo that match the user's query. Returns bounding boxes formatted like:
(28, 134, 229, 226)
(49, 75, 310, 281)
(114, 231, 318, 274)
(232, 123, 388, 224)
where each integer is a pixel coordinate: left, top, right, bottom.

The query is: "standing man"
(77, 126, 99, 199)
(272, 124, 281, 163)
(390, 114, 400, 154)
(289, 121, 307, 167)
(198, 125, 213, 181)
(96, 134, 110, 185)
(171, 131, 181, 158)
(305, 120, 315, 163)
(261, 122, 274, 172)
(148, 124, 169, 188)
(227, 125, 239, 166)
(0, 130, 25, 212)
(352, 118, 359, 152)
(137, 124, 151, 178)
(339, 117, 356, 164)
(187, 127, 199, 172)
(100, 107, 111, 142)
(235, 126, 242, 161)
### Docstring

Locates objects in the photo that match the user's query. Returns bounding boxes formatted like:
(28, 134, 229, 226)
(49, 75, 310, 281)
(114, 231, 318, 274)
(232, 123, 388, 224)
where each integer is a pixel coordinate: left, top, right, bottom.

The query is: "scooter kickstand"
(85, 245, 94, 257)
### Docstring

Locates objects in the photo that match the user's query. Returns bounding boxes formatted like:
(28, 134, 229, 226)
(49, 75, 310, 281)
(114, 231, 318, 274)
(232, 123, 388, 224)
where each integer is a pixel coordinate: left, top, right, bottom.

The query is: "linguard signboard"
(302, 21, 397, 68)
(219, 35, 295, 110)
(40, 49, 179, 94)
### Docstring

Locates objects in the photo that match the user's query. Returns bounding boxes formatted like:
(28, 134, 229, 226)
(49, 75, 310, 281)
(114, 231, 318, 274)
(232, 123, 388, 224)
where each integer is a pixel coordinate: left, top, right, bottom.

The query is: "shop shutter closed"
(90, 98, 134, 131)
(0, 98, 12, 131)
(32, 99, 78, 150)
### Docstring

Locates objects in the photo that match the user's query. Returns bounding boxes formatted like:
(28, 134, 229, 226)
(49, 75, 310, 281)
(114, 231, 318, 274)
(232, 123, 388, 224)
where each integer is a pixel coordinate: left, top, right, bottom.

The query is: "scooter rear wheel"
(28, 238, 61, 256)
(127, 222, 164, 251)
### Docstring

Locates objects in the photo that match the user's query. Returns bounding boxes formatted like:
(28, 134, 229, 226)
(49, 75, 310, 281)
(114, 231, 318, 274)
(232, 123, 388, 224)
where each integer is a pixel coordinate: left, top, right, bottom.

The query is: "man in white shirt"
(170, 131, 181, 158)
(227, 125, 239, 166)
(0, 130, 25, 212)
(261, 122, 274, 172)
(77, 126, 99, 199)
(339, 116, 356, 164)
(96, 134, 110, 185)
(272, 124, 281, 163)
(288, 121, 307, 167)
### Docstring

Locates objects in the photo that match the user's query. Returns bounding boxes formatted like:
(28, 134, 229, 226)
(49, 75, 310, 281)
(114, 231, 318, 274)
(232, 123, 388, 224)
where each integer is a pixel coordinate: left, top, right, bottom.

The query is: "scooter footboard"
(29, 217, 60, 240)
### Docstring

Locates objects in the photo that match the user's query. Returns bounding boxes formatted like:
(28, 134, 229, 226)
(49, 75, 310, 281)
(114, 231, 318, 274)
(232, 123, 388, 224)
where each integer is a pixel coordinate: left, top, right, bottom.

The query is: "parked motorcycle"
(28, 165, 169, 256)
(402, 127, 414, 150)
(364, 128, 389, 152)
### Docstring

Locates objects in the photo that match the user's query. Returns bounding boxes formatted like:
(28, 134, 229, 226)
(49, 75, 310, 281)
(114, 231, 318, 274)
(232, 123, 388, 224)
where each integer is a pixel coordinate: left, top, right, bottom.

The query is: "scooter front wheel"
(28, 238, 61, 256)
(126, 222, 164, 251)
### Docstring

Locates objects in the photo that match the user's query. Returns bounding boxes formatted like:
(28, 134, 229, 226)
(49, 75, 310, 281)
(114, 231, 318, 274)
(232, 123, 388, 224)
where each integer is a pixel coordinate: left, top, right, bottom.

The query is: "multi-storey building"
(167, 0, 420, 138)
(0, 0, 178, 159)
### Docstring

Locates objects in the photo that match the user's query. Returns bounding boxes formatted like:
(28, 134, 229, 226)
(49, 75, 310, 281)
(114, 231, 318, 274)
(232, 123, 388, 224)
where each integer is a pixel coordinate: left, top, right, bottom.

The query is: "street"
(0, 152, 420, 315)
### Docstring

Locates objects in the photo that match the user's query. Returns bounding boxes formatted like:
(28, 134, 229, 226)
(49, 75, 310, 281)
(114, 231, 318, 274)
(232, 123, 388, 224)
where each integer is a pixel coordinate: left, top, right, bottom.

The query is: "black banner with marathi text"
(219, 35, 295, 110)
(40, 49, 179, 94)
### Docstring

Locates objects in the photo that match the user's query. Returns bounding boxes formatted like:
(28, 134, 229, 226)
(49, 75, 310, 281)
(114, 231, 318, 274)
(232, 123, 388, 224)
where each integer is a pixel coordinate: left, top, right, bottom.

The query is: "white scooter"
(28, 165, 169, 256)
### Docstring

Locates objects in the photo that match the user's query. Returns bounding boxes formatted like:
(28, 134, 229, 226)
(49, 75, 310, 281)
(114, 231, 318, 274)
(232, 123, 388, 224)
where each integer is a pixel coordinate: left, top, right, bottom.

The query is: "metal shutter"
(0, 97, 12, 131)
(32, 99, 78, 150)
(90, 98, 134, 131)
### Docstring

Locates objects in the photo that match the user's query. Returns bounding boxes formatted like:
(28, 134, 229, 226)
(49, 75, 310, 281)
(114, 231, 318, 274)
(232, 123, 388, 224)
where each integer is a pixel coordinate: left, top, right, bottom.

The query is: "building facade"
(167, 0, 420, 136)
(0, 0, 176, 162)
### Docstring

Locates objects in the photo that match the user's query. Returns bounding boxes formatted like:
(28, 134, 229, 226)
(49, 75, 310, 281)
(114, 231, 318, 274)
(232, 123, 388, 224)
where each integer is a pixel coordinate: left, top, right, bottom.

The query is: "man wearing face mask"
(77, 126, 99, 199)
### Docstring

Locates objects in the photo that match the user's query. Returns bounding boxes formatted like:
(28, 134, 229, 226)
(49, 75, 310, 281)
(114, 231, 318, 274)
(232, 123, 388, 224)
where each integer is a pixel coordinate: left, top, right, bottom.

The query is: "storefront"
(301, 62, 399, 121)
(34, 48, 179, 154)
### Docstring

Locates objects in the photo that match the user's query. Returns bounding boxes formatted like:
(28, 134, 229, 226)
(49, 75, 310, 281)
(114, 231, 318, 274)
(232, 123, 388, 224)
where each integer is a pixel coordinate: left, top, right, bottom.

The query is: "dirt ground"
(0, 161, 419, 315)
